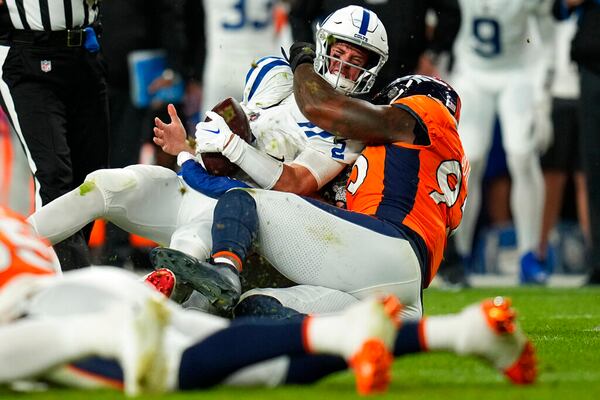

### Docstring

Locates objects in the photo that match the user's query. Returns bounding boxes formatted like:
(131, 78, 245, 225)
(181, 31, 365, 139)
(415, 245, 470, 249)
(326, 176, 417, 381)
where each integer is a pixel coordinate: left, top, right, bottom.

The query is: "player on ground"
(27, 6, 388, 287)
(0, 206, 537, 395)
(150, 37, 469, 320)
(450, 0, 554, 284)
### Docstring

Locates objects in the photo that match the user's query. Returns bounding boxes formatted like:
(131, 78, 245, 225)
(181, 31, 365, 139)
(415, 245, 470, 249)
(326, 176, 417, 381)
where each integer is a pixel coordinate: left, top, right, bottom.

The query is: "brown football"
(200, 97, 253, 176)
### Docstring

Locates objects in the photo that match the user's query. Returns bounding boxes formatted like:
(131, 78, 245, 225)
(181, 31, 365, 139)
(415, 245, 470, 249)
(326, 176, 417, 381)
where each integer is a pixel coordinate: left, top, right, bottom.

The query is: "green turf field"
(2, 287, 599, 399)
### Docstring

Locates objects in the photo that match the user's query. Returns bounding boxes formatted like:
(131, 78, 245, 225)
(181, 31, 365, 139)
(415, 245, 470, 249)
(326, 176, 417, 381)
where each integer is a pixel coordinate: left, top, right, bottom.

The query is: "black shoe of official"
(149, 247, 241, 313)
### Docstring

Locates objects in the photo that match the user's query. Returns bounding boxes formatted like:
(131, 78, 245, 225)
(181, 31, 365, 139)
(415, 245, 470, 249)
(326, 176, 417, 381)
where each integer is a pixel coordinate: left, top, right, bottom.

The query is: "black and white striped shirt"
(5, 0, 100, 31)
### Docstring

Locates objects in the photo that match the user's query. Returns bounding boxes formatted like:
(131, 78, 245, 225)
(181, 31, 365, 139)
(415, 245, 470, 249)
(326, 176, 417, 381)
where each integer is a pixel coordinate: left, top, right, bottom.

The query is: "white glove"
(194, 111, 234, 154)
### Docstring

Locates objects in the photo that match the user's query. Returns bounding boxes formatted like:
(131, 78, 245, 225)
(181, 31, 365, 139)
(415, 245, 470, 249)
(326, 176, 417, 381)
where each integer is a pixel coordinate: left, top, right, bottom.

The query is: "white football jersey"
(453, 0, 552, 70)
(203, 0, 280, 57)
(242, 56, 364, 165)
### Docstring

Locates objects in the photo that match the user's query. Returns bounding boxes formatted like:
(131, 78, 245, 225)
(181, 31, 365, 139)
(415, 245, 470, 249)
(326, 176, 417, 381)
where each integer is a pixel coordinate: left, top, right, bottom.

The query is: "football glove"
(288, 42, 316, 72)
(194, 111, 235, 154)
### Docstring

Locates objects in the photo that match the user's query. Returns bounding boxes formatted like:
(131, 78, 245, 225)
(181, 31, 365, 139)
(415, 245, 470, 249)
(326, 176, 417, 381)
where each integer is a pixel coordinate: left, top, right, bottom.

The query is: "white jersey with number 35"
(453, 0, 552, 70)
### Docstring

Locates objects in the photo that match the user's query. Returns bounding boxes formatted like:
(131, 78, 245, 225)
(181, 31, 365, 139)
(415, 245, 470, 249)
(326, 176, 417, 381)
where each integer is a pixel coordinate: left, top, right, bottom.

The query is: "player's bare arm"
(153, 104, 195, 155)
(294, 64, 416, 145)
(272, 164, 318, 194)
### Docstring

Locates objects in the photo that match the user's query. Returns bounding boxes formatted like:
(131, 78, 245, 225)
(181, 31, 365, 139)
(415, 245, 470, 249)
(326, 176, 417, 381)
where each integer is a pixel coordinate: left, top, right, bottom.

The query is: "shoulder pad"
(242, 56, 293, 109)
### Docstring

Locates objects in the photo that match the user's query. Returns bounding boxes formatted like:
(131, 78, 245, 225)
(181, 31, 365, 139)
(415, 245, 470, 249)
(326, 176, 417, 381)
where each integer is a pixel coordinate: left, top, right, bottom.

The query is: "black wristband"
(288, 42, 316, 72)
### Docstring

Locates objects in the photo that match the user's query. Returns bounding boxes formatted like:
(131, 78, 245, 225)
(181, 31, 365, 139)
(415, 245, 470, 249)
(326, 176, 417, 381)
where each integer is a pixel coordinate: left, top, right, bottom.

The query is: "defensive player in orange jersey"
(148, 45, 469, 320)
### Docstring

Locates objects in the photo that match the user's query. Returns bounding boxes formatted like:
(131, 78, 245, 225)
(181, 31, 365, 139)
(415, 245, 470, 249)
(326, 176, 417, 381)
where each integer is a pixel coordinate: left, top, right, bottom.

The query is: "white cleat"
(120, 296, 171, 396)
(454, 296, 537, 384)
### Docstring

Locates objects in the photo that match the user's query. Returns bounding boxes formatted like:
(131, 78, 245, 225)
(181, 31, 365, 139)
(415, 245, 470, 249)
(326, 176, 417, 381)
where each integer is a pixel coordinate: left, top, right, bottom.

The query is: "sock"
(212, 250, 243, 271)
(302, 314, 343, 356)
(393, 320, 427, 356)
(178, 316, 306, 389)
(284, 354, 347, 384)
(211, 190, 258, 268)
(421, 314, 462, 352)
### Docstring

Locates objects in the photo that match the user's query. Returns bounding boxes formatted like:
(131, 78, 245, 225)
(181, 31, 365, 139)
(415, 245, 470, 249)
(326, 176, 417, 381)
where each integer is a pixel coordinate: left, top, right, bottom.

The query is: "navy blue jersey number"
(222, 0, 274, 30)
(472, 18, 501, 57)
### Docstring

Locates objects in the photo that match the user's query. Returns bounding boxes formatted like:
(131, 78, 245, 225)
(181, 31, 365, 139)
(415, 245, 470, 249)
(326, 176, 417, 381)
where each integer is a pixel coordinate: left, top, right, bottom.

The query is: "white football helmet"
(314, 5, 388, 96)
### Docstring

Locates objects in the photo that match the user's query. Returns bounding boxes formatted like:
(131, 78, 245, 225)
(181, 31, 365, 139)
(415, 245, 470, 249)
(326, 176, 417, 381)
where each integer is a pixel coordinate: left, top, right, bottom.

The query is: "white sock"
(506, 152, 544, 254)
(422, 314, 463, 352)
(304, 314, 345, 356)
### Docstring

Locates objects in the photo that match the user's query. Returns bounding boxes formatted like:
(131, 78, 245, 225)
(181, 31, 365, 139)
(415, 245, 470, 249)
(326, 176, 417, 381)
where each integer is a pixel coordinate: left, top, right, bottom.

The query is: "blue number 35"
(222, 0, 274, 30)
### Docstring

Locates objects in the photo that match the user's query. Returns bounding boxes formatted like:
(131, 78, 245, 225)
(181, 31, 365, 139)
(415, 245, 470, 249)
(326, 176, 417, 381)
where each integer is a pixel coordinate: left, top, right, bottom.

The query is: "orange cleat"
(349, 338, 393, 395)
(455, 296, 537, 385)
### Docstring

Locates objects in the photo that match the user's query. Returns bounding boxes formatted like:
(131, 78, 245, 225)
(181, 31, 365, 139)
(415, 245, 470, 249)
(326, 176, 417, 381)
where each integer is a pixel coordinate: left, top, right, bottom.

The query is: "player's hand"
(194, 111, 235, 153)
(153, 104, 193, 155)
(288, 42, 316, 72)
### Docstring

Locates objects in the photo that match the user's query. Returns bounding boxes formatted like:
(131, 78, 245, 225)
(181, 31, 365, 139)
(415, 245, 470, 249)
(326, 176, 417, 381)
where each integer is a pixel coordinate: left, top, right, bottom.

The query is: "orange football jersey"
(0, 207, 57, 289)
(346, 95, 468, 286)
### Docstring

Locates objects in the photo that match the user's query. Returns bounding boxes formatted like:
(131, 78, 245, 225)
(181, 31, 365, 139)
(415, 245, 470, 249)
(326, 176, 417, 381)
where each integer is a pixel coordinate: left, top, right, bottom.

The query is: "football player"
(449, 0, 554, 284)
(151, 37, 469, 320)
(200, 0, 291, 118)
(0, 207, 536, 395)
(27, 6, 388, 283)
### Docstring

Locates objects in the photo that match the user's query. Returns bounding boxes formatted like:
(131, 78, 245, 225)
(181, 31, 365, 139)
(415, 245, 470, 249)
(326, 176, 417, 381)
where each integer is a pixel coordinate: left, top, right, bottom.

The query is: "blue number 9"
(472, 18, 501, 57)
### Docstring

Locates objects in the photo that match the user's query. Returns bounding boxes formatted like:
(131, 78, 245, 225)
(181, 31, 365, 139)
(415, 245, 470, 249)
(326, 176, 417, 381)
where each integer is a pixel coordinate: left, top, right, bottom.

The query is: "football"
(200, 97, 253, 176)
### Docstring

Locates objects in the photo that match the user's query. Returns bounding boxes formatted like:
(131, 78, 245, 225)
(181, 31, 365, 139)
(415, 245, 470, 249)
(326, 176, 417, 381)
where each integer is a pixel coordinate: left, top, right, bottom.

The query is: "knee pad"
(85, 168, 138, 194)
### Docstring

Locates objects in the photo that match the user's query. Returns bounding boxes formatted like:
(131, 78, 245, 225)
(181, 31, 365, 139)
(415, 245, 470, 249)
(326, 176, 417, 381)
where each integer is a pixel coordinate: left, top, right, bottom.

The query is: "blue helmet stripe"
(358, 9, 370, 35)
(247, 59, 289, 101)
(245, 56, 284, 86)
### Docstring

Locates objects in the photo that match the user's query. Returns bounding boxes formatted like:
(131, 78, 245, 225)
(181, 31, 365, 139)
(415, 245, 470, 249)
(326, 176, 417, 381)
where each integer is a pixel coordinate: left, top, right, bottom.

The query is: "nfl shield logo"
(40, 60, 52, 73)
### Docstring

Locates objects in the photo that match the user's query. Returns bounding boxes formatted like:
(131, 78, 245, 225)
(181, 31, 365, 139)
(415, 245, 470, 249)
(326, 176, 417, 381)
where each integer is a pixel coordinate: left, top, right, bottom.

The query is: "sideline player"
(200, 0, 292, 118)
(0, 207, 536, 395)
(27, 6, 388, 279)
(151, 37, 469, 320)
(449, 0, 554, 283)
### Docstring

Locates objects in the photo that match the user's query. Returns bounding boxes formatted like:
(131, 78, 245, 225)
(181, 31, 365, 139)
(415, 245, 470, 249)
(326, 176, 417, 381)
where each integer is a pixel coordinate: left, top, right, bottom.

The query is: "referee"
(0, 0, 108, 270)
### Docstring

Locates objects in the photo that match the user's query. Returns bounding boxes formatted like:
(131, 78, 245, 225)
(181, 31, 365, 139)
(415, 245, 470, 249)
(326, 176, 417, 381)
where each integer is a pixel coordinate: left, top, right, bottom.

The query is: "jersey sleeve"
(242, 56, 293, 110)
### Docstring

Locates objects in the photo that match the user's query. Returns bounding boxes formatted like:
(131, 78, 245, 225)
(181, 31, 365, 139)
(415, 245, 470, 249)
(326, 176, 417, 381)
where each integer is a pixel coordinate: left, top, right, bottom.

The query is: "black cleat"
(150, 247, 241, 313)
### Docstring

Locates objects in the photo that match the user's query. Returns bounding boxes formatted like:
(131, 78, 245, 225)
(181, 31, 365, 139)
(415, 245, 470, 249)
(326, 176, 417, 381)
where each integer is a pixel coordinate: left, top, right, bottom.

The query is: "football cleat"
(455, 296, 537, 384)
(329, 297, 399, 394)
(520, 252, 549, 285)
(144, 268, 176, 298)
(120, 296, 171, 396)
(149, 247, 241, 314)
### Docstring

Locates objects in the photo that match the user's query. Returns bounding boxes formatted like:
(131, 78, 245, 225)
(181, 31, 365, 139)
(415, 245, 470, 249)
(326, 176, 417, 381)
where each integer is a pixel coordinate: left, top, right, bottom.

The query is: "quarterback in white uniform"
(201, 0, 291, 118)
(27, 6, 388, 307)
(450, 0, 553, 283)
